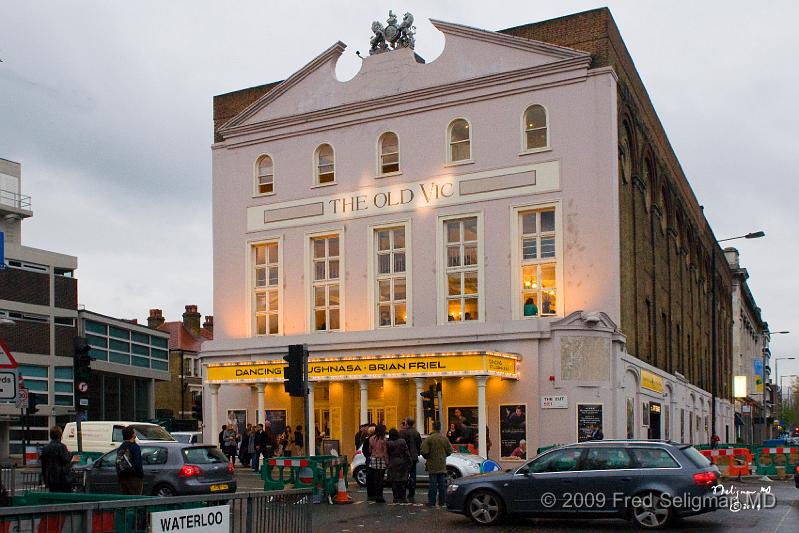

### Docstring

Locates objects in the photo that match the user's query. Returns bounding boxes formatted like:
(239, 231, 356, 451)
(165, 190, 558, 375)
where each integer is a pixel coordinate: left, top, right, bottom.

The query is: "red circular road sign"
(77, 382, 88, 393)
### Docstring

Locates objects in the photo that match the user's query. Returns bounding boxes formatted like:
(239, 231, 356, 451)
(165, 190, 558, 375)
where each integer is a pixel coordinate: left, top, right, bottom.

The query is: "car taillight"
(227, 463, 235, 474)
(693, 471, 717, 486)
(179, 465, 201, 478)
(795, 466, 799, 475)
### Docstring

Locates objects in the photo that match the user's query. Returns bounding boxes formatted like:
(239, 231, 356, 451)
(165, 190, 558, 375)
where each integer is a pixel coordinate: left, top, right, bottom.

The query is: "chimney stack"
(203, 315, 214, 333)
(183, 305, 201, 336)
(148, 309, 165, 329)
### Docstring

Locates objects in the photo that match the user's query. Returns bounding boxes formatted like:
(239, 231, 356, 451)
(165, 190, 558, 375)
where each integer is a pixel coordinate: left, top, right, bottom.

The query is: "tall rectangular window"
(312, 235, 340, 331)
(445, 217, 479, 322)
(519, 208, 557, 317)
(375, 226, 407, 327)
(253, 242, 279, 335)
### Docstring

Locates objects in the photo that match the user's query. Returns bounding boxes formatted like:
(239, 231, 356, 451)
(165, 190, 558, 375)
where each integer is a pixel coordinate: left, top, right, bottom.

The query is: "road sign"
(0, 339, 18, 368)
(0, 371, 16, 400)
(16, 387, 28, 409)
(79, 398, 88, 407)
(77, 381, 88, 393)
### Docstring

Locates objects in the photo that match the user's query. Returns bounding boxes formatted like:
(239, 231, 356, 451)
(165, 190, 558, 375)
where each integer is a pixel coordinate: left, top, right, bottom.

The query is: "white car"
(171, 431, 204, 444)
(350, 440, 484, 486)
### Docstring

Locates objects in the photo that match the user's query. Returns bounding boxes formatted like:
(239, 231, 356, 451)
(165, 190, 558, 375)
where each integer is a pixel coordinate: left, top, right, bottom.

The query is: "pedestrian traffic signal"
(420, 385, 436, 419)
(283, 344, 307, 397)
(27, 393, 39, 415)
(191, 394, 203, 421)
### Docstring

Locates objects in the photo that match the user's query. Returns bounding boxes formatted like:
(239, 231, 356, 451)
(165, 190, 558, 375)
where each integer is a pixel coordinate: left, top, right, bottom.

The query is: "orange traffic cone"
(332, 467, 353, 504)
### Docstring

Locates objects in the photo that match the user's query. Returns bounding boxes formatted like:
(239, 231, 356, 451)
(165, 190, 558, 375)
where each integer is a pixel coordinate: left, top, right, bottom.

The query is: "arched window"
(255, 155, 274, 195)
(620, 122, 633, 183)
(378, 132, 400, 175)
(523, 105, 548, 150)
(447, 119, 471, 162)
(315, 144, 335, 184)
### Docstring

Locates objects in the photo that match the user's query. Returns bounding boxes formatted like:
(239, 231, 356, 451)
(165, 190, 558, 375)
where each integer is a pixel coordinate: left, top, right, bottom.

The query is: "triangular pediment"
(551, 311, 619, 332)
(219, 19, 591, 134)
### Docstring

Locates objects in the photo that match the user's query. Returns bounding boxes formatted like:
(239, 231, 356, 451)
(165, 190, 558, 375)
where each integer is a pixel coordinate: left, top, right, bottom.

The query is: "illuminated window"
(378, 132, 400, 175)
(315, 144, 335, 184)
(253, 242, 279, 335)
(445, 217, 479, 322)
(375, 226, 407, 327)
(312, 235, 341, 331)
(519, 209, 557, 317)
(447, 119, 471, 163)
(255, 155, 274, 194)
(523, 105, 548, 151)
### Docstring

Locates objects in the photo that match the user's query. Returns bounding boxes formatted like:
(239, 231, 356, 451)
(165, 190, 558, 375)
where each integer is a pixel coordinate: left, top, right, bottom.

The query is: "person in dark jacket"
(117, 426, 144, 495)
(262, 422, 276, 469)
(293, 425, 304, 456)
(239, 424, 251, 466)
(40, 426, 72, 493)
(362, 425, 376, 500)
(399, 417, 422, 499)
(387, 428, 411, 503)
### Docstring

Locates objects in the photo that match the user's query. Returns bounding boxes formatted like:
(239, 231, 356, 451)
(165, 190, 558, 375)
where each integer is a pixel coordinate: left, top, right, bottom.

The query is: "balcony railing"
(0, 189, 32, 210)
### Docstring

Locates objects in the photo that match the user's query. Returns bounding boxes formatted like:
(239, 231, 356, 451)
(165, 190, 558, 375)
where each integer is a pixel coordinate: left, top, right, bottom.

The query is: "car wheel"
(354, 466, 367, 487)
(466, 490, 504, 526)
(446, 466, 461, 483)
(630, 492, 672, 529)
(153, 484, 176, 497)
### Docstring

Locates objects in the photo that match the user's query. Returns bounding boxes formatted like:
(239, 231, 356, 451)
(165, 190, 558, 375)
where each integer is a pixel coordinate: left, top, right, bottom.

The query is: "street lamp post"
(712, 231, 765, 442)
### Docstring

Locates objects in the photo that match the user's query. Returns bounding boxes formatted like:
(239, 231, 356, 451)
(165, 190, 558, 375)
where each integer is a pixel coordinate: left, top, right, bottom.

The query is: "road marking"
(773, 499, 795, 532)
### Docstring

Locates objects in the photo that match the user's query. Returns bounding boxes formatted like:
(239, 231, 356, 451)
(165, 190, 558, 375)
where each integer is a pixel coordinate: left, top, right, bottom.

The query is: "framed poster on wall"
(447, 406, 479, 446)
(642, 402, 650, 427)
(626, 398, 635, 439)
(576, 403, 603, 442)
(227, 409, 246, 436)
(265, 409, 286, 435)
(500, 404, 527, 459)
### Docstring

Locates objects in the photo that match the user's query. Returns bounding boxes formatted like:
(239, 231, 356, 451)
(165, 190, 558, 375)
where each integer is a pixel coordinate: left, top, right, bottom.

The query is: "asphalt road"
(237, 472, 793, 533)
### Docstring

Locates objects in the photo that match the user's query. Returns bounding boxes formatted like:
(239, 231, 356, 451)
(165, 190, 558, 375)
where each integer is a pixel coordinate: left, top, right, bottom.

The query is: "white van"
(62, 421, 175, 454)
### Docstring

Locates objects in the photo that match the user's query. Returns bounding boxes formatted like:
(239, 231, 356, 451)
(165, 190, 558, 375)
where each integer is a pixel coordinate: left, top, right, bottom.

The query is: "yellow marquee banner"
(641, 369, 665, 393)
(207, 351, 518, 383)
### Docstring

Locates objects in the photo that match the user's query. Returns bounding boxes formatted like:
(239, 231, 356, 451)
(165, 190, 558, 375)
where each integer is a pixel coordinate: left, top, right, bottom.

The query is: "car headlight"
(447, 484, 459, 493)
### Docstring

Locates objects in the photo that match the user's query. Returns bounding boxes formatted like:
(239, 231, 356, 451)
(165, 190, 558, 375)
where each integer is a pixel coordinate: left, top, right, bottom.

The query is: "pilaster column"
(308, 382, 316, 456)
(209, 384, 221, 446)
(476, 376, 488, 459)
(415, 378, 425, 428)
(256, 383, 265, 426)
(359, 380, 369, 425)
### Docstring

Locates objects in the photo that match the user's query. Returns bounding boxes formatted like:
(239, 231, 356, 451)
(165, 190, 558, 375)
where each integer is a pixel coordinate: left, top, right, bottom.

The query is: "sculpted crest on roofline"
(369, 10, 416, 55)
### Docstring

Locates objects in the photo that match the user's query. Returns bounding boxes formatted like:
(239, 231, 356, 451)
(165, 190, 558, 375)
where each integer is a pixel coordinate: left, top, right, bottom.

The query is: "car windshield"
(681, 445, 712, 468)
(131, 425, 175, 441)
(182, 447, 227, 464)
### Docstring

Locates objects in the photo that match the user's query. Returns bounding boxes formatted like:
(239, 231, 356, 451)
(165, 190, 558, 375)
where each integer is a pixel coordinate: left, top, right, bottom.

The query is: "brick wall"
(153, 350, 202, 418)
(54, 276, 78, 310)
(503, 8, 735, 399)
(54, 324, 77, 357)
(213, 81, 282, 142)
(0, 268, 49, 306)
(5, 321, 49, 355)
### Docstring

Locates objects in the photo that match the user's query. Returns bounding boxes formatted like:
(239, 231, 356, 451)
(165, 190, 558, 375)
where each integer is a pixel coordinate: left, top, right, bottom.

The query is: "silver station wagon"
(445, 440, 720, 529)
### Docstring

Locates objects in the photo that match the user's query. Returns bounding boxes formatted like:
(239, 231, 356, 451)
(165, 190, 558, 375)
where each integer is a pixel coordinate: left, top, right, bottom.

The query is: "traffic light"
(28, 393, 39, 415)
(420, 384, 436, 420)
(73, 337, 91, 409)
(191, 394, 203, 421)
(283, 344, 307, 397)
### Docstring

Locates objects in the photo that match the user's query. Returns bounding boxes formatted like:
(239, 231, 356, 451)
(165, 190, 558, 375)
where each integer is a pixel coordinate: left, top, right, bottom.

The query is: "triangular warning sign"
(0, 339, 19, 368)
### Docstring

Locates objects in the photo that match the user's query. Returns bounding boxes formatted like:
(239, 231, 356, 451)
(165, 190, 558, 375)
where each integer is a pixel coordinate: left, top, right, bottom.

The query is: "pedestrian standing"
(279, 426, 293, 456)
(262, 421, 276, 468)
(40, 426, 72, 493)
(239, 424, 251, 466)
(387, 428, 411, 503)
(223, 425, 238, 464)
(420, 421, 452, 507)
(218, 425, 226, 447)
(367, 424, 388, 503)
(116, 426, 144, 495)
(293, 425, 304, 456)
(399, 417, 422, 499)
(363, 425, 376, 499)
(248, 426, 259, 472)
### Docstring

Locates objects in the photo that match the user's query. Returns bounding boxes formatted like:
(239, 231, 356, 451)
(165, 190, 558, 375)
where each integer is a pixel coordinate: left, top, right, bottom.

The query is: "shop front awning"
(205, 350, 520, 384)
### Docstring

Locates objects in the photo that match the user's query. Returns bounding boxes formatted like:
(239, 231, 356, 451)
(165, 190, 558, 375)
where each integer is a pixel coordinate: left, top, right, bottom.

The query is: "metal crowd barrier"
(0, 489, 312, 533)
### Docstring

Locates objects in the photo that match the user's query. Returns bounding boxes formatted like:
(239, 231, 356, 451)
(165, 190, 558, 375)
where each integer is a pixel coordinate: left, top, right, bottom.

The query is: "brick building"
(0, 158, 78, 460)
(202, 8, 752, 457)
(149, 306, 212, 420)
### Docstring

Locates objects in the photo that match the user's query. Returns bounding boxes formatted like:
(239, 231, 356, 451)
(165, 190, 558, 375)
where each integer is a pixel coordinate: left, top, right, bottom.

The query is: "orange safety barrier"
(727, 448, 754, 478)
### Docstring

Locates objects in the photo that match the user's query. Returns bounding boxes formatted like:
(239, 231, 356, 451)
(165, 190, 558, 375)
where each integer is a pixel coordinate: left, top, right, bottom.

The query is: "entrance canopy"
(206, 350, 519, 384)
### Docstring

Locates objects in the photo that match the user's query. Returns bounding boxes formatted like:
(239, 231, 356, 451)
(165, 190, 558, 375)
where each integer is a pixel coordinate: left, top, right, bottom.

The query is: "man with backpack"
(116, 426, 144, 495)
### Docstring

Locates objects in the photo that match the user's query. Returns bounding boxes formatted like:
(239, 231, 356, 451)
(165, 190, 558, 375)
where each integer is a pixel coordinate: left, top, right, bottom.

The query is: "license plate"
(210, 484, 229, 492)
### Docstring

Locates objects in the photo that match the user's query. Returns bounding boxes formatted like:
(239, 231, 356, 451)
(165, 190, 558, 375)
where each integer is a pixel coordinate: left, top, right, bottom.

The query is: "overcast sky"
(1, 1, 797, 380)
